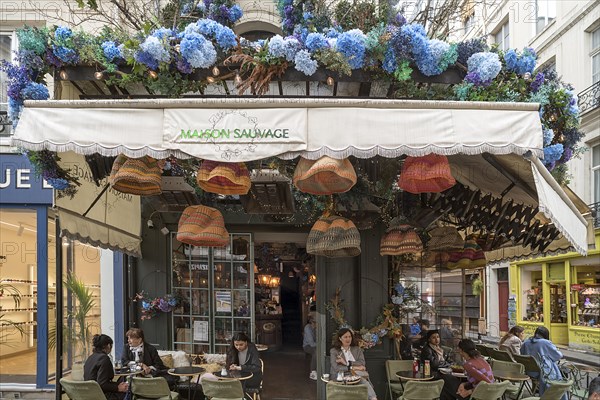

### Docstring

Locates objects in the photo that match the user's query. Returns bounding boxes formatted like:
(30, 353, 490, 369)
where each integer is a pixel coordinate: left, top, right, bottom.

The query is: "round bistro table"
(168, 366, 206, 400)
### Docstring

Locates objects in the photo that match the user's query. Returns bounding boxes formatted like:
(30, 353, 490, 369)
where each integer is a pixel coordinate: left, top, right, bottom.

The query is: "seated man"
(588, 377, 600, 400)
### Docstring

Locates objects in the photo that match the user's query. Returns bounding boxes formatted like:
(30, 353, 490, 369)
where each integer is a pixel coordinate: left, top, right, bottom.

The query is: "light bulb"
(326, 76, 335, 86)
(212, 66, 220, 76)
(148, 70, 158, 79)
(234, 73, 242, 85)
(206, 76, 216, 84)
(59, 69, 69, 80)
(94, 71, 104, 80)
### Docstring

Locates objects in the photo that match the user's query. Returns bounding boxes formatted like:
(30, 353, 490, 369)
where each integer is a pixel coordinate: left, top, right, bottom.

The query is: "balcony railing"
(590, 201, 600, 229)
(0, 111, 11, 137)
(578, 81, 600, 115)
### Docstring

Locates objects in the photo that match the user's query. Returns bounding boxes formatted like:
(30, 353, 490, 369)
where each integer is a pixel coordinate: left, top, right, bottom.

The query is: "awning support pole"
(82, 183, 110, 217)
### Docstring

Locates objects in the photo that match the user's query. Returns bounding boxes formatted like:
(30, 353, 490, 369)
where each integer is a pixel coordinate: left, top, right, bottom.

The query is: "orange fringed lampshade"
(307, 215, 361, 258)
(176, 205, 229, 247)
(109, 154, 163, 196)
(380, 225, 423, 256)
(398, 154, 456, 194)
(196, 160, 251, 195)
(293, 156, 357, 195)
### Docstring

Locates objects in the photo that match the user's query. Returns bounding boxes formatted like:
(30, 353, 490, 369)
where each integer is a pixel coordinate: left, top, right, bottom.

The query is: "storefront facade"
(509, 230, 600, 352)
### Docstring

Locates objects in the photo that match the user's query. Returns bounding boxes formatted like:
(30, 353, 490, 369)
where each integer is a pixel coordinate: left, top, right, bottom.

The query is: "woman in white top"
(498, 325, 525, 355)
(330, 328, 377, 400)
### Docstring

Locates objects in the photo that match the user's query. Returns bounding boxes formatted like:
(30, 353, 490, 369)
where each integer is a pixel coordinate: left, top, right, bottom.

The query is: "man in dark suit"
(121, 328, 166, 376)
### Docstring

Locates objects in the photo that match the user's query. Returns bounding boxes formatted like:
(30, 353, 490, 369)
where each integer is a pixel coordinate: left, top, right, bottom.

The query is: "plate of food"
(439, 367, 452, 374)
(451, 365, 465, 373)
(341, 375, 362, 384)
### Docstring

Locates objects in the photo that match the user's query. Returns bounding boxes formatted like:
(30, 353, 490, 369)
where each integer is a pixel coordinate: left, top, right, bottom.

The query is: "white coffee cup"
(323, 374, 330, 380)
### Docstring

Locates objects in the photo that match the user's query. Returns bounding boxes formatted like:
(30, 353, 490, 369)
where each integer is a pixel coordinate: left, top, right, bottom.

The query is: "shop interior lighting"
(269, 276, 280, 287)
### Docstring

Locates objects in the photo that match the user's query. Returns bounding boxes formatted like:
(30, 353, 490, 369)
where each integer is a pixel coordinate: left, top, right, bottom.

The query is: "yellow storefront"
(509, 231, 600, 352)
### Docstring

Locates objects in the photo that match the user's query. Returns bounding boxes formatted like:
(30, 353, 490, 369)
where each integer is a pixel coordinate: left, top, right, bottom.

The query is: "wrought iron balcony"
(578, 81, 600, 115)
(590, 201, 600, 229)
(0, 111, 12, 137)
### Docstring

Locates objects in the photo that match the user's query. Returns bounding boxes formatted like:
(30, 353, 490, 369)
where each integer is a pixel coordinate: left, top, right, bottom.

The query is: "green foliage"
(334, 0, 382, 31)
(313, 48, 352, 76)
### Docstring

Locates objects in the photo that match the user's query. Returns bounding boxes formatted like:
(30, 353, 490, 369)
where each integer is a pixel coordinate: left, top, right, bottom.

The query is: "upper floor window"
(592, 27, 600, 84)
(593, 144, 600, 203)
(536, 0, 556, 34)
(494, 21, 510, 52)
(0, 31, 17, 138)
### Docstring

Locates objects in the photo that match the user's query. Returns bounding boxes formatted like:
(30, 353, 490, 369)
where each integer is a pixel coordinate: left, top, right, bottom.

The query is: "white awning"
(11, 98, 591, 259)
(12, 98, 544, 162)
(55, 152, 142, 257)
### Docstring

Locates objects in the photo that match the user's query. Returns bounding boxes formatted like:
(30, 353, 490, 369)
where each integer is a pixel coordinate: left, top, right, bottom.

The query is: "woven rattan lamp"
(196, 160, 251, 195)
(426, 226, 464, 252)
(380, 225, 423, 256)
(293, 156, 357, 195)
(307, 215, 361, 258)
(176, 205, 229, 247)
(398, 154, 456, 194)
(446, 235, 487, 269)
(109, 154, 163, 196)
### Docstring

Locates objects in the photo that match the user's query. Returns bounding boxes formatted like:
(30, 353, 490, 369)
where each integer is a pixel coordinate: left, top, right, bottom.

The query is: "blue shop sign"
(0, 153, 53, 204)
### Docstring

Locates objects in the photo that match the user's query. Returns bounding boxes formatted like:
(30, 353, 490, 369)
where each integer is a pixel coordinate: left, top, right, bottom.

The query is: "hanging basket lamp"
(196, 160, 251, 195)
(380, 225, 423, 256)
(109, 154, 163, 196)
(398, 154, 456, 194)
(293, 156, 357, 195)
(176, 205, 229, 247)
(446, 235, 487, 270)
(307, 214, 361, 258)
(427, 226, 464, 252)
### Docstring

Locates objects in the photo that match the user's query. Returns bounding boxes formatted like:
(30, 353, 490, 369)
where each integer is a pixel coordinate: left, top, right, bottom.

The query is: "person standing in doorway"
(303, 314, 317, 380)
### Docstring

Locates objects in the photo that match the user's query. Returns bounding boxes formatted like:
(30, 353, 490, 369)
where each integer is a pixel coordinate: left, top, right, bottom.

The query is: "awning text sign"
(164, 108, 307, 161)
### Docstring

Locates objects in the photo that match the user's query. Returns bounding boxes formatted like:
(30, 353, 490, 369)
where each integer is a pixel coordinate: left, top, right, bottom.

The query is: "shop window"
(171, 233, 253, 355)
(521, 265, 543, 322)
(570, 264, 600, 328)
(549, 283, 567, 323)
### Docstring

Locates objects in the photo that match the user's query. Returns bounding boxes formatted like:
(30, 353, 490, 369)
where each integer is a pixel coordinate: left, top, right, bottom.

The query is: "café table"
(213, 370, 253, 381)
(321, 374, 362, 385)
(168, 366, 206, 400)
(114, 367, 143, 400)
(256, 344, 268, 352)
(493, 371, 530, 400)
(396, 370, 434, 391)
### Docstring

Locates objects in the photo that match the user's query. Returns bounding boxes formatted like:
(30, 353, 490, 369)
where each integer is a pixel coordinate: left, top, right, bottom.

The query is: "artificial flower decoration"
(134, 292, 181, 320)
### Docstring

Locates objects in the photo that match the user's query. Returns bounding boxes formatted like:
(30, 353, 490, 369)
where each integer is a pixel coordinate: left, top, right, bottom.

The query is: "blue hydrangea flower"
(542, 128, 554, 146)
(135, 50, 159, 70)
(46, 178, 70, 190)
(267, 35, 285, 58)
(54, 26, 73, 42)
(565, 89, 579, 116)
(465, 52, 501, 86)
(504, 49, 518, 70)
(543, 143, 564, 169)
(283, 37, 302, 62)
(215, 25, 237, 50)
(305, 33, 328, 53)
(530, 72, 545, 92)
(140, 36, 170, 64)
(152, 27, 174, 40)
(180, 31, 217, 68)
(53, 46, 79, 64)
(197, 19, 219, 37)
(382, 47, 397, 73)
(394, 283, 405, 295)
(101, 41, 122, 62)
(294, 49, 317, 75)
(336, 29, 366, 69)
(303, 11, 313, 21)
(8, 98, 23, 128)
(229, 4, 243, 22)
(21, 82, 49, 100)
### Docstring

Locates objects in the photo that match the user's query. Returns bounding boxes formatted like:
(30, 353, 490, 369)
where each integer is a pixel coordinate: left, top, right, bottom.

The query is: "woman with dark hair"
(420, 330, 451, 375)
(84, 334, 128, 399)
(521, 326, 564, 397)
(498, 326, 525, 355)
(440, 339, 493, 400)
(330, 328, 378, 400)
(225, 332, 262, 389)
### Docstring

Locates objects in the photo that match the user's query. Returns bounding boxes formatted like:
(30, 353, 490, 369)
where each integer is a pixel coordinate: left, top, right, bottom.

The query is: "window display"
(571, 285, 600, 328)
(521, 267, 543, 322)
(549, 283, 567, 323)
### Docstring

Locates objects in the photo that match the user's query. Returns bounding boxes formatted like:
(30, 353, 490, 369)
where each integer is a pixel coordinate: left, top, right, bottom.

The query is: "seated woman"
(330, 328, 378, 400)
(226, 332, 263, 389)
(121, 328, 166, 376)
(521, 326, 565, 399)
(84, 334, 128, 399)
(420, 330, 451, 376)
(498, 325, 524, 355)
(440, 339, 494, 400)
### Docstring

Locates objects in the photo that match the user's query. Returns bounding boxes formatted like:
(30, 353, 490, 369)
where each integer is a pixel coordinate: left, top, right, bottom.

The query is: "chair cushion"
(135, 392, 179, 400)
(160, 354, 174, 369)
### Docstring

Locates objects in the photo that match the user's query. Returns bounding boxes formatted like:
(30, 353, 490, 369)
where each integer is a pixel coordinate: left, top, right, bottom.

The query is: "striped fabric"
(307, 215, 361, 258)
(293, 156, 357, 195)
(398, 154, 456, 194)
(176, 205, 229, 247)
(109, 154, 163, 196)
(447, 235, 486, 269)
(380, 225, 423, 256)
(196, 161, 251, 195)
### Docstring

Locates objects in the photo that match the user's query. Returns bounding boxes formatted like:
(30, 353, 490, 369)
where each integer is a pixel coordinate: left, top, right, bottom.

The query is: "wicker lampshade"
(380, 225, 423, 256)
(109, 154, 163, 196)
(427, 226, 464, 252)
(176, 205, 229, 247)
(447, 235, 487, 269)
(196, 161, 251, 195)
(307, 215, 361, 258)
(398, 154, 456, 194)
(293, 156, 357, 195)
